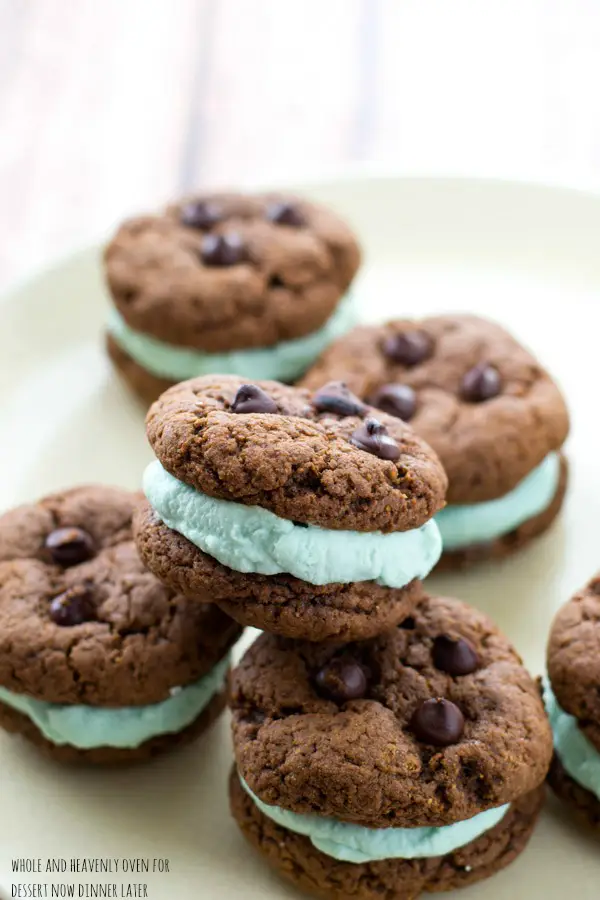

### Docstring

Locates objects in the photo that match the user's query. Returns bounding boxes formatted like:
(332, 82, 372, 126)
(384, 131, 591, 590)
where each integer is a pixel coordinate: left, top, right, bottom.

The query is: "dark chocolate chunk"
(351, 418, 400, 461)
(432, 635, 479, 676)
(201, 232, 246, 266)
(180, 200, 222, 230)
(45, 527, 95, 567)
(315, 658, 368, 703)
(49, 586, 96, 627)
(312, 381, 367, 418)
(383, 331, 432, 366)
(369, 383, 416, 421)
(461, 363, 501, 402)
(267, 201, 306, 228)
(231, 384, 278, 415)
(411, 698, 465, 746)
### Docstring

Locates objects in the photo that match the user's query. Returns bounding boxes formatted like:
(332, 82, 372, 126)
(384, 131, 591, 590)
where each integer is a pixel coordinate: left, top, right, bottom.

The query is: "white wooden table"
(2, 0, 600, 287)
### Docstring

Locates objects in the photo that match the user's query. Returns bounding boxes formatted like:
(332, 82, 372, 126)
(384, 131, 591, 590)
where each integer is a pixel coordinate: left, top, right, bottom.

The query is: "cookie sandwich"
(301, 314, 569, 567)
(229, 594, 552, 899)
(0, 485, 240, 763)
(134, 376, 447, 641)
(105, 191, 361, 404)
(544, 574, 600, 828)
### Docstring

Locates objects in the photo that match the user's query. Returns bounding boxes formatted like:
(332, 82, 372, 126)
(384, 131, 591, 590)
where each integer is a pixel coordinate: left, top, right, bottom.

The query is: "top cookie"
(301, 314, 569, 503)
(547, 574, 600, 731)
(0, 485, 240, 706)
(230, 594, 551, 828)
(104, 192, 361, 352)
(146, 375, 447, 532)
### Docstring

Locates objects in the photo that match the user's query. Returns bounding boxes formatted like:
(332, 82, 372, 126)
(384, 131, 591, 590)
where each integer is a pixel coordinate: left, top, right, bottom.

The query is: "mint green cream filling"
(240, 776, 509, 863)
(435, 452, 560, 551)
(0, 655, 229, 749)
(143, 461, 442, 588)
(107, 291, 357, 383)
(543, 679, 600, 801)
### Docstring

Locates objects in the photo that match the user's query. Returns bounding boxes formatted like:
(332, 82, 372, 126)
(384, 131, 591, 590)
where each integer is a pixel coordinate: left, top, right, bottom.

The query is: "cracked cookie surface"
(230, 594, 552, 828)
(146, 375, 447, 532)
(105, 192, 360, 351)
(300, 314, 569, 503)
(0, 485, 241, 706)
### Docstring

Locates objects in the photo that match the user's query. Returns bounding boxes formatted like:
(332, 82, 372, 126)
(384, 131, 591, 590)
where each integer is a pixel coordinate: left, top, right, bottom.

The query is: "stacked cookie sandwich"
(301, 314, 569, 568)
(134, 375, 446, 642)
(104, 192, 361, 405)
(0, 485, 240, 764)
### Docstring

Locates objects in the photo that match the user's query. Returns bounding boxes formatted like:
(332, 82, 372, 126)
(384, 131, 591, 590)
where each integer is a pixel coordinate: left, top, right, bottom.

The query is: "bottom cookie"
(106, 333, 174, 408)
(437, 454, 568, 571)
(229, 770, 544, 900)
(0, 686, 227, 765)
(134, 503, 426, 642)
(547, 754, 600, 830)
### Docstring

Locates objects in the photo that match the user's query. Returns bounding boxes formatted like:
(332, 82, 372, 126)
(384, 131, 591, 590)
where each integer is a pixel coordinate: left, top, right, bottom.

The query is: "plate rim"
(4, 170, 600, 305)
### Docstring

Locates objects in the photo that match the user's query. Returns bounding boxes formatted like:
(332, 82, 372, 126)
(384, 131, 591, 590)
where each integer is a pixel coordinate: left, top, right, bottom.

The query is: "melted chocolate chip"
(312, 381, 367, 418)
(45, 527, 95, 567)
(411, 698, 465, 747)
(231, 384, 278, 414)
(315, 658, 368, 703)
(369, 383, 416, 421)
(350, 418, 400, 461)
(49, 586, 96, 627)
(180, 200, 221, 230)
(432, 635, 479, 676)
(383, 331, 432, 366)
(461, 363, 501, 402)
(267, 201, 306, 228)
(201, 232, 246, 266)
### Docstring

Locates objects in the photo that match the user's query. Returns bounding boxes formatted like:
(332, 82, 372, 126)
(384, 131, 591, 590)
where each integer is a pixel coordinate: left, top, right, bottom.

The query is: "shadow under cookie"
(547, 754, 600, 831)
(134, 503, 424, 642)
(106, 333, 174, 408)
(229, 769, 544, 900)
(436, 454, 568, 571)
(0, 685, 227, 766)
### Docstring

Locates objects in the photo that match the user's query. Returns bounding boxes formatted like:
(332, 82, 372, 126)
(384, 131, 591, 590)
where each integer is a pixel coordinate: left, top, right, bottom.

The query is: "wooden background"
(2, 0, 600, 288)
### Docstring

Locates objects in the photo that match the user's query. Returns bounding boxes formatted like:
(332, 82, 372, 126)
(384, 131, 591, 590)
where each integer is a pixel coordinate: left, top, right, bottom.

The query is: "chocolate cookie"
(228, 594, 551, 897)
(544, 575, 600, 826)
(301, 315, 569, 566)
(144, 376, 446, 531)
(104, 191, 361, 403)
(0, 485, 241, 764)
(135, 376, 447, 641)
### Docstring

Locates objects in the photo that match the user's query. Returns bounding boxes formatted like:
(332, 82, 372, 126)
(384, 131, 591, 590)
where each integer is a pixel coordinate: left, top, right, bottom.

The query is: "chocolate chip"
(267, 201, 306, 228)
(315, 658, 368, 703)
(369, 384, 416, 421)
(350, 418, 400, 461)
(312, 381, 367, 418)
(383, 331, 432, 366)
(399, 616, 416, 630)
(461, 363, 501, 402)
(201, 232, 246, 266)
(49, 586, 96, 627)
(411, 698, 465, 746)
(231, 384, 278, 414)
(432, 635, 479, 676)
(180, 200, 221, 230)
(45, 527, 95, 567)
